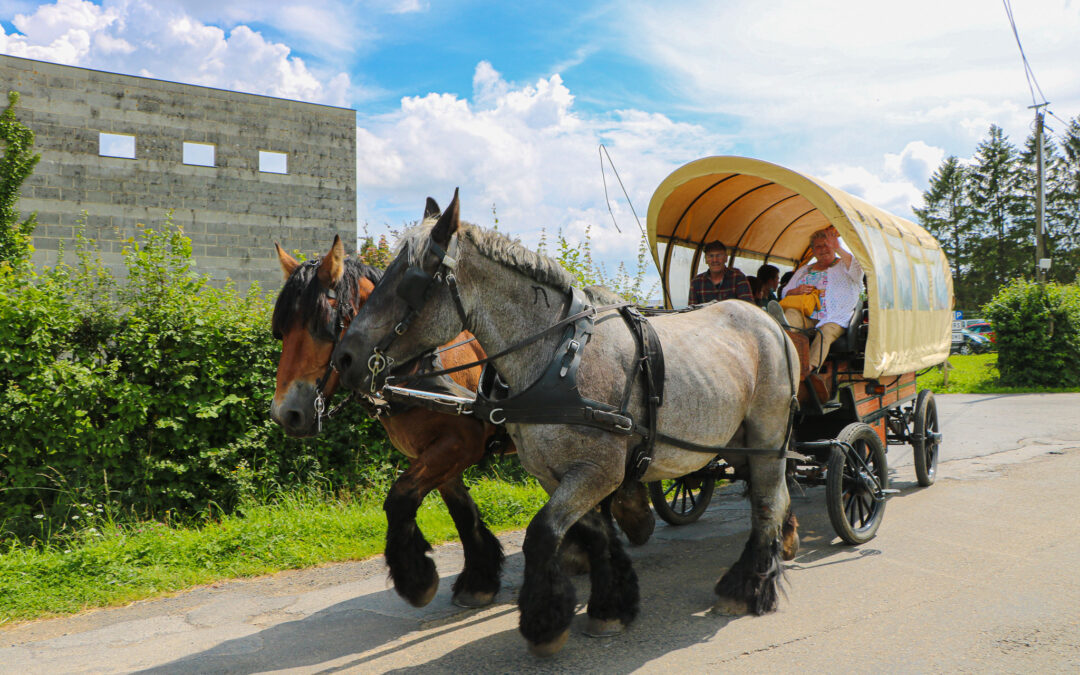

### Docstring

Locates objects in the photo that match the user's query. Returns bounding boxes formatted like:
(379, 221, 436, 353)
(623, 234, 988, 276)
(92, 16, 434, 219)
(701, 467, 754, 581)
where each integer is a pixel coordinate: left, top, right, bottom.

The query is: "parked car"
(964, 321, 996, 343)
(951, 328, 993, 355)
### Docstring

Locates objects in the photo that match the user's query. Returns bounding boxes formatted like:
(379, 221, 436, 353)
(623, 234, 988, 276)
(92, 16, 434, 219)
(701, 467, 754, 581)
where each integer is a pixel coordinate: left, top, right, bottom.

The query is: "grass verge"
(0, 477, 546, 627)
(919, 353, 1080, 394)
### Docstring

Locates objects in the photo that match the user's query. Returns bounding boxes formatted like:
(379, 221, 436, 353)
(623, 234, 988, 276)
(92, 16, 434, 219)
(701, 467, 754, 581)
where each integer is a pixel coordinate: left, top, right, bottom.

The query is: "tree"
(966, 125, 1026, 305)
(914, 156, 971, 306)
(0, 91, 40, 268)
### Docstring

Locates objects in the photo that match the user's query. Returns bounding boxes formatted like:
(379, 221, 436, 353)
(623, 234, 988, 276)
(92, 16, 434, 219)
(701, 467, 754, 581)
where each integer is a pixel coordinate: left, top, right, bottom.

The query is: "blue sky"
(3, 0, 1079, 282)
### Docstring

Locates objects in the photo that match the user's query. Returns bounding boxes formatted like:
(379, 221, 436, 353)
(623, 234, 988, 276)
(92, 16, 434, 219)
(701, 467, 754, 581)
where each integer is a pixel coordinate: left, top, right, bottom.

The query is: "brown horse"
(269, 232, 655, 609)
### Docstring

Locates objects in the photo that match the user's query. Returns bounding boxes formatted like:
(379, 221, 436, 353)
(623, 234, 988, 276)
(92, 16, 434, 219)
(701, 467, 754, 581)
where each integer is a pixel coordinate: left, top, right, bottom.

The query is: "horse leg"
(713, 455, 790, 616)
(781, 510, 800, 561)
(609, 481, 655, 546)
(564, 509, 640, 638)
(518, 464, 627, 657)
(383, 468, 440, 607)
(437, 476, 505, 608)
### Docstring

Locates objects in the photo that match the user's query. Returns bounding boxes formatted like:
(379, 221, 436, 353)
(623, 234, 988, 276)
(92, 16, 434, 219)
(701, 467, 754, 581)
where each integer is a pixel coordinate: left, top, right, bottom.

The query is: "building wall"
(2, 54, 356, 292)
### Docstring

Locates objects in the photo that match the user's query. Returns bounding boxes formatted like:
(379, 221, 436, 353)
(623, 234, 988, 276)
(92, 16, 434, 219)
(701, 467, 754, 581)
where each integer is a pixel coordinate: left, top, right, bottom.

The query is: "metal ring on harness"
(489, 408, 506, 425)
(367, 350, 394, 393)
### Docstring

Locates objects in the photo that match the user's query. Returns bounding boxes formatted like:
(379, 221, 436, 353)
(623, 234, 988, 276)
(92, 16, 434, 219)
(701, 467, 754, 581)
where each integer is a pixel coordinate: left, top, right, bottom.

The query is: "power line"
(1002, 0, 1048, 107)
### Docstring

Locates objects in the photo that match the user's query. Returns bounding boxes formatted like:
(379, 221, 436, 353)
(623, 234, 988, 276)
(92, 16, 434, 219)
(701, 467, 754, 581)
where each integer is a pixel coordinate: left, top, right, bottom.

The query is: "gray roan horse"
(332, 192, 799, 656)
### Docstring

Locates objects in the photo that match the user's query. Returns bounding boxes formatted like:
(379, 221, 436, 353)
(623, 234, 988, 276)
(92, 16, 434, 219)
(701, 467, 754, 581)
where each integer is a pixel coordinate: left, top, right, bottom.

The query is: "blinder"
(398, 264, 437, 310)
(366, 235, 466, 393)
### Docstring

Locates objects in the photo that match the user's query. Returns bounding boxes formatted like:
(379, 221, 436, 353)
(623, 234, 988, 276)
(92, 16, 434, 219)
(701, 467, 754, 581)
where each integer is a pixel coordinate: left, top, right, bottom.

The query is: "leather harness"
(376, 237, 802, 482)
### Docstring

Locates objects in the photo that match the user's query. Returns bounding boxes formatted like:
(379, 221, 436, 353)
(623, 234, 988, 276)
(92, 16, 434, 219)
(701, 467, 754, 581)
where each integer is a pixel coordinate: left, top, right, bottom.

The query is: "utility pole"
(1031, 102, 1049, 284)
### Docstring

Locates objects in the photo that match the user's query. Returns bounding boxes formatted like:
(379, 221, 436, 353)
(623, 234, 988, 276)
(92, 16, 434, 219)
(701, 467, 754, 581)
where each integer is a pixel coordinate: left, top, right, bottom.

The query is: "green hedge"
(1, 221, 396, 539)
(982, 279, 1080, 388)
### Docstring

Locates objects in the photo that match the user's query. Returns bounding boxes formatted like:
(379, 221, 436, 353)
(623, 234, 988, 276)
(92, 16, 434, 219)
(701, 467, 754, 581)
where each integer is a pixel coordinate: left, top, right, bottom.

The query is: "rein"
(386, 299, 633, 388)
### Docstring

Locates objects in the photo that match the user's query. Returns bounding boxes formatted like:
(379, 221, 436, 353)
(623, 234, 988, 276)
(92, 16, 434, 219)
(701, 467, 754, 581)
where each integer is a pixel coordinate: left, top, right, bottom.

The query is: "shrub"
(982, 279, 1080, 387)
(0, 218, 396, 541)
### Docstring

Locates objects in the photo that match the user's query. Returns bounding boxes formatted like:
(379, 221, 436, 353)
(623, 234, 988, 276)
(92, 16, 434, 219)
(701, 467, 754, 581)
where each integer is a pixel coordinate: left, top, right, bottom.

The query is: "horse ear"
(431, 188, 459, 247)
(424, 197, 441, 220)
(275, 242, 299, 280)
(317, 235, 346, 288)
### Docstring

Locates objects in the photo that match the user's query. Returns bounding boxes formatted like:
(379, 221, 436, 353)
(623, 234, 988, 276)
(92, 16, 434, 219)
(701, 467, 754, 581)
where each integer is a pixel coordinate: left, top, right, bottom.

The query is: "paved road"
(3, 393, 1079, 673)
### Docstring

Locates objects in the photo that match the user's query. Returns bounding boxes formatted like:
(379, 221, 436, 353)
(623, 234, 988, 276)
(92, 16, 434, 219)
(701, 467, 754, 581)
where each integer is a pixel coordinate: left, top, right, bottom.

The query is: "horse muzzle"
(270, 386, 320, 438)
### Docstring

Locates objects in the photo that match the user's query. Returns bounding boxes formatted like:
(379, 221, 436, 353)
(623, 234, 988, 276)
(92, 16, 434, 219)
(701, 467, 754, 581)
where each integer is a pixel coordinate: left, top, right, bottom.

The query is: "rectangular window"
(259, 150, 288, 174)
(99, 132, 135, 159)
(183, 141, 215, 167)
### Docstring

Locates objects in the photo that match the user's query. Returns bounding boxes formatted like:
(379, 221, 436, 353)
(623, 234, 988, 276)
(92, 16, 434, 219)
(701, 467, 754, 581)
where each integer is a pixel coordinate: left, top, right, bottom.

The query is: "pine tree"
(915, 156, 972, 307)
(966, 125, 1025, 304)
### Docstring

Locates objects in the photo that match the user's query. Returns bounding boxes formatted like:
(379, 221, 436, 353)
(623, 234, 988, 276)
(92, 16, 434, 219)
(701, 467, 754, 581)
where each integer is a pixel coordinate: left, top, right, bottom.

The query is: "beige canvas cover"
(647, 156, 953, 378)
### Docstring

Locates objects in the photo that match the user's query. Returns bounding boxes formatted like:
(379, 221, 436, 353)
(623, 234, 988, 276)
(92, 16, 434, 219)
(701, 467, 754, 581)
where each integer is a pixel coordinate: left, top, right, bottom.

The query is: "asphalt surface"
(2, 393, 1079, 673)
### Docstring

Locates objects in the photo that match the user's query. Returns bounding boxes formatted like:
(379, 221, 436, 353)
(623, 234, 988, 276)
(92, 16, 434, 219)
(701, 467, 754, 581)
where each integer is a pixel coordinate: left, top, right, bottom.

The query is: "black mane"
(272, 257, 383, 340)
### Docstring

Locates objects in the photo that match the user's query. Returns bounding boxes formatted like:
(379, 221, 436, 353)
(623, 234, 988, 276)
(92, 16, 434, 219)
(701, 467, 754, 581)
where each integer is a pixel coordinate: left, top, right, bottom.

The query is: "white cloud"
(356, 62, 729, 282)
(619, 0, 1080, 183)
(1, 0, 352, 105)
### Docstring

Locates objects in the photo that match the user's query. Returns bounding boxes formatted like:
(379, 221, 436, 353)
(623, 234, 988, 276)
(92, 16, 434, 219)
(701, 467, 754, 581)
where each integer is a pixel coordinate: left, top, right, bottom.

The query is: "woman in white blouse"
(778, 226, 864, 378)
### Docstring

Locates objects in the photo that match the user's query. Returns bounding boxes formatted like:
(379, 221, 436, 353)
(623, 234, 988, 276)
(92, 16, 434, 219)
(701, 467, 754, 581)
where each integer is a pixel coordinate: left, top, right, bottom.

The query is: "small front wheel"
(648, 474, 715, 526)
(826, 423, 889, 545)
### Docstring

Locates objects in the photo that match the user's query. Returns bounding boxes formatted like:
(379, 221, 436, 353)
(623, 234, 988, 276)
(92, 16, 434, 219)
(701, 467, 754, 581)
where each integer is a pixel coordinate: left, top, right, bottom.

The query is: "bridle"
(311, 285, 354, 432)
(365, 234, 468, 393)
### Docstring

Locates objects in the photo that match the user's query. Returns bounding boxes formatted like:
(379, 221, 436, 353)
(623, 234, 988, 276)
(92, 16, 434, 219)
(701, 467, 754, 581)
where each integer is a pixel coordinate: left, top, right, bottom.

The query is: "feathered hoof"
(405, 577, 440, 608)
(452, 589, 495, 608)
(710, 596, 749, 616)
(583, 617, 626, 638)
(527, 629, 569, 657)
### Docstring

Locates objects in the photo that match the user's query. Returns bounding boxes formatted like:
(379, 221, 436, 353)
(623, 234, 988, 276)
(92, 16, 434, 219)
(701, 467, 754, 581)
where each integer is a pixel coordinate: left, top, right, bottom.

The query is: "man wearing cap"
(688, 241, 754, 305)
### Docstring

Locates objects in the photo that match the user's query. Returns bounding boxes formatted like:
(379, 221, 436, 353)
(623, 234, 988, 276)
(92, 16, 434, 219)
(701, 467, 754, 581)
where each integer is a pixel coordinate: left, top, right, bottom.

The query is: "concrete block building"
(2, 54, 356, 292)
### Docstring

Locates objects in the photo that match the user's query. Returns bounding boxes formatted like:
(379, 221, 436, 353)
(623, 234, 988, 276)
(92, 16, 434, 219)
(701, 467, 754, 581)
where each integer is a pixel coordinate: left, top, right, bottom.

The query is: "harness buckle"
(394, 322, 408, 336)
(559, 339, 581, 377)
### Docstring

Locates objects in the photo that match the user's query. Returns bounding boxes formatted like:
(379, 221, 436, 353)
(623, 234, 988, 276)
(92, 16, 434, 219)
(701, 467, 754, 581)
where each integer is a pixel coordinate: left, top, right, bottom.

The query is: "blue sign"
(954, 310, 963, 320)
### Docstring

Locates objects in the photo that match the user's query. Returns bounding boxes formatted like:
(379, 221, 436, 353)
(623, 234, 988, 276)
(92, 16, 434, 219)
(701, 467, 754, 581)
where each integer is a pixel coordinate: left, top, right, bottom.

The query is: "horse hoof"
(406, 579, 440, 608)
(452, 590, 495, 608)
(781, 513, 800, 561)
(782, 530, 800, 561)
(710, 596, 749, 616)
(527, 629, 569, 657)
(584, 618, 626, 638)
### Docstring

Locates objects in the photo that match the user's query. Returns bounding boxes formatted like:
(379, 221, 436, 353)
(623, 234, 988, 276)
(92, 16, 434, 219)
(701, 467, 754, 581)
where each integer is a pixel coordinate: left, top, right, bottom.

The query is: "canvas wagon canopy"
(647, 156, 953, 378)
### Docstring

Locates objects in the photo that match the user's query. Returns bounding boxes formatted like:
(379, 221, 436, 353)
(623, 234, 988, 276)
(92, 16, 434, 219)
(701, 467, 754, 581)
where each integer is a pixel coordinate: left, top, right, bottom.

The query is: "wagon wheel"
(912, 389, 940, 487)
(826, 422, 889, 545)
(648, 473, 715, 526)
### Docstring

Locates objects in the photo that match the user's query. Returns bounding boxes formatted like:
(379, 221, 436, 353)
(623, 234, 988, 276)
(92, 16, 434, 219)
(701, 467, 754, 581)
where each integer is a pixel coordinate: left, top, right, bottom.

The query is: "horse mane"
(398, 220, 575, 293)
(272, 257, 383, 338)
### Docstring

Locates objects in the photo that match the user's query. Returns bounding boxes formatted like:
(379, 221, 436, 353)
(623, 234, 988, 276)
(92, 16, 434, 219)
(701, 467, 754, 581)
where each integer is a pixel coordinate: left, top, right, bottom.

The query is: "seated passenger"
(688, 241, 754, 305)
(771, 226, 863, 399)
(756, 263, 781, 307)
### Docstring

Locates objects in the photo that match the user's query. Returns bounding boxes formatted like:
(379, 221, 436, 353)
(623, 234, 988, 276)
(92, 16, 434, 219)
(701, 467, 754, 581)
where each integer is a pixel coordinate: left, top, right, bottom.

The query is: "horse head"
(270, 235, 382, 436)
(334, 190, 468, 393)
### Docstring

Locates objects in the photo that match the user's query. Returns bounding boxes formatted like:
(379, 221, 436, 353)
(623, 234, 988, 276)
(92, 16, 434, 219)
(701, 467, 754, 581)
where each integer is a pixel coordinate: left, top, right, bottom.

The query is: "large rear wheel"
(826, 422, 888, 545)
(648, 473, 715, 526)
(912, 389, 941, 487)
